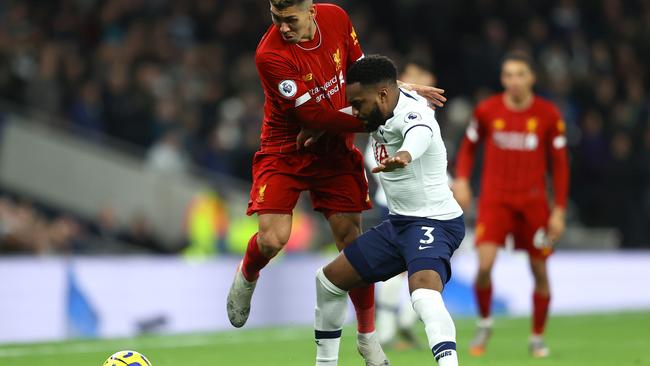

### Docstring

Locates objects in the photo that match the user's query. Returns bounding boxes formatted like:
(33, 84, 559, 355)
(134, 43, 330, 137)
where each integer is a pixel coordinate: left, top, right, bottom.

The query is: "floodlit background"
(0, 0, 648, 364)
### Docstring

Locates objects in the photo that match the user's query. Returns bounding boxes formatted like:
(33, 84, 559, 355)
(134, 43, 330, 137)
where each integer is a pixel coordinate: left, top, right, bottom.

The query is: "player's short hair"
(269, 0, 311, 10)
(347, 55, 398, 86)
(501, 51, 536, 73)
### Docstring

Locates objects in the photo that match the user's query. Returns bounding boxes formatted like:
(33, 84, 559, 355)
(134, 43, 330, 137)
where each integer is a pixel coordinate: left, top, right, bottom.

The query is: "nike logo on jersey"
(418, 245, 433, 250)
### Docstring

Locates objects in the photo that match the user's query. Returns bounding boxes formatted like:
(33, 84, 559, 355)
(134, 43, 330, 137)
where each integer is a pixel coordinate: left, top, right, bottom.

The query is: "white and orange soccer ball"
(103, 350, 152, 366)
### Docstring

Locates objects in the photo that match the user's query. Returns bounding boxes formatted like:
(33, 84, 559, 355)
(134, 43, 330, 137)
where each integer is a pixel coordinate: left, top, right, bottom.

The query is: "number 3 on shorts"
(420, 226, 435, 244)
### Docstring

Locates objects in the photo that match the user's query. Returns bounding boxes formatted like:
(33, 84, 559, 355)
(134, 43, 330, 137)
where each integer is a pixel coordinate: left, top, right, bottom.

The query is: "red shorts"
(475, 199, 552, 259)
(247, 149, 371, 218)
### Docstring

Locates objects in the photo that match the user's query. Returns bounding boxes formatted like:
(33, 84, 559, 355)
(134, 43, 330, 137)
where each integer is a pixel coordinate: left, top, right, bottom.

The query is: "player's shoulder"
(533, 95, 560, 111)
(315, 3, 350, 19)
(256, 26, 290, 61)
(473, 94, 504, 122)
(476, 94, 503, 110)
(393, 90, 436, 127)
(533, 95, 562, 118)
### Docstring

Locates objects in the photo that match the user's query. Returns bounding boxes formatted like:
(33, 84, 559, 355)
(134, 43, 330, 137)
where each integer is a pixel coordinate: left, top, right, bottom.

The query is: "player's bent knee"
(476, 267, 492, 280)
(322, 252, 366, 291)
(257, 231, 289, 257)
(408, 270, 443, 293)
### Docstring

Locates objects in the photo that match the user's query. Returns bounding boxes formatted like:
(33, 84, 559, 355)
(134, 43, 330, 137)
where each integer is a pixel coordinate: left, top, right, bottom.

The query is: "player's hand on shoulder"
(372, 151, 411, 173)
(296, 128, 325, 148)
(399, 82, 446, 109)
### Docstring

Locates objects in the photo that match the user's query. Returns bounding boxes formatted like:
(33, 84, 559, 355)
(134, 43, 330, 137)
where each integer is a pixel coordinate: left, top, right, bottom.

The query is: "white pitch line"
(0, 328, 310, 358)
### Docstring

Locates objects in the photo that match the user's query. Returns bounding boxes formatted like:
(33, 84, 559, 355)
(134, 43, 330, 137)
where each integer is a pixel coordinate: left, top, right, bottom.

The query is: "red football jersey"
(455, 94, 569, 207)
(255, 3, 363, 155)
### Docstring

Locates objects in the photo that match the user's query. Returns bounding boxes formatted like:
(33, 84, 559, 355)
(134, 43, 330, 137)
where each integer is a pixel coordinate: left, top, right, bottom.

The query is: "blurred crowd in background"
(0, 0, 648, 253)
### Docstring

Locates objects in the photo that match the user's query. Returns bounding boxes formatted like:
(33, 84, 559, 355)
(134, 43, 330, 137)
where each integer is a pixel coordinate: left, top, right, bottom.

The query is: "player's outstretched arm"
(291, 97, 367, 133)
(398, 81, 446, 109)
(372, 151, 411, 173)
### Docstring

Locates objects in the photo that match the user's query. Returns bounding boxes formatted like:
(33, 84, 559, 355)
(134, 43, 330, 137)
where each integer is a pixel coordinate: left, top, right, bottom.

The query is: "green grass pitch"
(1, 312, 648, 366)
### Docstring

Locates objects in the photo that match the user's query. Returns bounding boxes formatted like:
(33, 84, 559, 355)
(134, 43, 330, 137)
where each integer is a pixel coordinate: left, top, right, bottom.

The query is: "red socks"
(241, 233, 271, 282)
(475, 284, 492, 319)
(349, 285, 375, 333)
(532, 291, 551, 335)
(241, 232, 377, 335)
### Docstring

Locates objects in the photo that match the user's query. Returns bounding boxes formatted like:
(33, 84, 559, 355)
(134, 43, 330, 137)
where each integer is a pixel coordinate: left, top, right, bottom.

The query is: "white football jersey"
(369, 88, 463, 220)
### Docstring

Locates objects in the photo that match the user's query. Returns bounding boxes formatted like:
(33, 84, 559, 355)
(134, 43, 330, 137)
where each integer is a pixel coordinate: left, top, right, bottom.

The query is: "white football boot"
(357, 331, 391, 366)
(226, 260, 257, 328)
(529, 334, 550, 358)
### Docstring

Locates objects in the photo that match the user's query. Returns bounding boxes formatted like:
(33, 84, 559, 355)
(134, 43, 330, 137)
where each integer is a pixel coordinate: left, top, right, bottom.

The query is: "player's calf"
(256, 229, 289, 258)
(407, 269, 458, 366)
(315, 267, 348, 366)
(411, 288, 458, 366)
(315, 258, 390, 366)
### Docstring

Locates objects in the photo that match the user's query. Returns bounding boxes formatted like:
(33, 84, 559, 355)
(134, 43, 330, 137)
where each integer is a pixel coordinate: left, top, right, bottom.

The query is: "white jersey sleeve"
(397, 122, 433, 161)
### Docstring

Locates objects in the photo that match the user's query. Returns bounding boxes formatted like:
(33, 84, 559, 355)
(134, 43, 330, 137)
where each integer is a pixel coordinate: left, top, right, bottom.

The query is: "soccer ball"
(103, 350, 152, 366)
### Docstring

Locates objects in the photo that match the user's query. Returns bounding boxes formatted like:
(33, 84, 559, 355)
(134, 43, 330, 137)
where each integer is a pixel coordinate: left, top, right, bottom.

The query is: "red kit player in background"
(453, 52, 569, 358)
(227, 1, 445, 364)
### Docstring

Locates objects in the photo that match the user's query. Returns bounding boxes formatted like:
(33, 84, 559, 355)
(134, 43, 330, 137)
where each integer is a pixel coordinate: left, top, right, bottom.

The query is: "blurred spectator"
(70, 79, 104, 139)
(0, 195, 81, 254)
(146, 128, 189, 175)
(118, 213, 164, 253)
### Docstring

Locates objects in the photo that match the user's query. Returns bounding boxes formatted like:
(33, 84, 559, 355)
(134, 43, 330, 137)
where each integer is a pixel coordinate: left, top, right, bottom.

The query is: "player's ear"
(377, 87, 388, 102)
(308, 4, 316, 19)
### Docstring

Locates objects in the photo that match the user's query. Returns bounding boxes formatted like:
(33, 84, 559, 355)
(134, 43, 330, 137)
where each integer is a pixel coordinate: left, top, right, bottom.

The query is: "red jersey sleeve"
(546, 106, 570, 208)
(455, 104, 487, 179)
(291, 98, 365, 133)
(256, 52, 312, 110)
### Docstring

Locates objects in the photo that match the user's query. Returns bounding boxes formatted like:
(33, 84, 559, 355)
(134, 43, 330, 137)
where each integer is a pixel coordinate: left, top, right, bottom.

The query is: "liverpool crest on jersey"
(332, 48, 342, 71)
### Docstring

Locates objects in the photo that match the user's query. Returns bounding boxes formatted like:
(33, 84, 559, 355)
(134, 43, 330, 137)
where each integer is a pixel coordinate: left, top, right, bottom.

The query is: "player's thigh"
(327, 212, 362, 250)
(476, 200, 514, 247)
(476, 243, 499, 272)
(309, 167, 371, 220)
(397, 216, 465, 287)
(513, 201, 552, 259)
(257, 213, 293, 248)
(323, 251, 367, 291)
(342, 221, 406, 284)
(247, 153, 306, 216)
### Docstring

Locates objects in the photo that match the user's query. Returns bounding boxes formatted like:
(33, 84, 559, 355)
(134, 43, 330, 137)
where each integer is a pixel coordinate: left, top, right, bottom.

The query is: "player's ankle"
(477, 317, 493, 328)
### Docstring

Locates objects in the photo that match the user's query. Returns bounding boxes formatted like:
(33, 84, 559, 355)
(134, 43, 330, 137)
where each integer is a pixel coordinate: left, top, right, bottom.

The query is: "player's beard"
(363, 105, 387, 132)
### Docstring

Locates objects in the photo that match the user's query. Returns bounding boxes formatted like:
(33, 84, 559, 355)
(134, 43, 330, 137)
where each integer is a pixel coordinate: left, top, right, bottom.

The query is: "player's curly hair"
(269, 0, 311, 10)
(347, 55, 397, 86)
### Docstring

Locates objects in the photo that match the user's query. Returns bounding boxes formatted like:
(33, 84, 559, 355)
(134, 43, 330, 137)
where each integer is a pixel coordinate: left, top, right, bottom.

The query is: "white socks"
(376, 274, 402, 343)
(315, 268, 348, 366)
(411, 288, 458, 366)
(377, 274, 419, 344)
